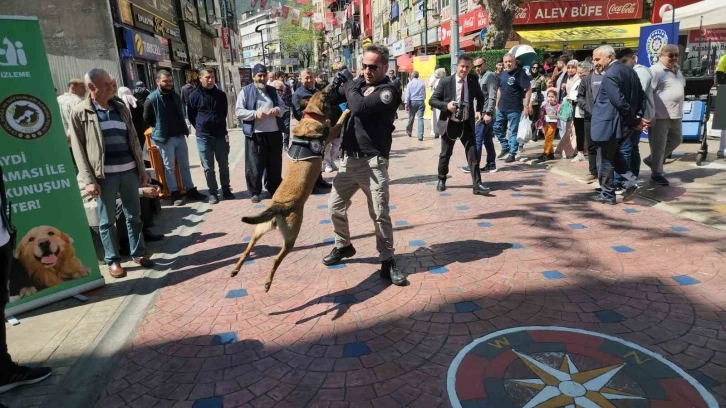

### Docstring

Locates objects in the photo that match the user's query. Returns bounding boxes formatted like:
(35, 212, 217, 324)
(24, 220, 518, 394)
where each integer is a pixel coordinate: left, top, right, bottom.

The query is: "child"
(534, 88, 560, 163)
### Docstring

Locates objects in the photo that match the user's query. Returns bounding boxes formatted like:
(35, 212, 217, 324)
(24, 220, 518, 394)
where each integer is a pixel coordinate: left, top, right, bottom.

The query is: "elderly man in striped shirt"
(70, 68, 154, 279)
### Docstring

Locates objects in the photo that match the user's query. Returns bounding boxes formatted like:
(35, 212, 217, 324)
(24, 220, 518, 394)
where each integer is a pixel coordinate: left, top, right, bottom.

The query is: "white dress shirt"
(452, 75, 469, 122)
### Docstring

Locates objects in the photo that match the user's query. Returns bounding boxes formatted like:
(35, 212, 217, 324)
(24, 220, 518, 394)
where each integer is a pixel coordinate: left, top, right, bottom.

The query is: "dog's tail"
(241, 205, 293, 224)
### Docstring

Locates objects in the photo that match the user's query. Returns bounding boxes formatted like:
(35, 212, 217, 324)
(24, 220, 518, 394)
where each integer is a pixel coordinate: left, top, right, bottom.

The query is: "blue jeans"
(197, 135, 230, 196)
(494, 110, 521, 156)
(475, 120, 495, 165)
(97, 169, 144, 265)
(406, 100, 425, 139)
(157, 136, 194, 193)
(614, 130, 641, 186)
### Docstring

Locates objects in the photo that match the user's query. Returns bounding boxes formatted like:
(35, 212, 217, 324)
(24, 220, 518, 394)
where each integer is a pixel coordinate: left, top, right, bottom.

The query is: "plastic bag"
(517, 113, 533, 143)
(558, 99, 574, 122)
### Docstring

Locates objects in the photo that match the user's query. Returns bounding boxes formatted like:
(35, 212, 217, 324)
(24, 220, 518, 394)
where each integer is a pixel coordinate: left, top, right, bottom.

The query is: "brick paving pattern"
(97, 126, 726, 408)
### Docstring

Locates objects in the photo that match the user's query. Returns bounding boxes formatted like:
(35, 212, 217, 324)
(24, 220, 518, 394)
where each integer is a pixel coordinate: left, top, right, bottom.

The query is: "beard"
(254, 81, 266, 90)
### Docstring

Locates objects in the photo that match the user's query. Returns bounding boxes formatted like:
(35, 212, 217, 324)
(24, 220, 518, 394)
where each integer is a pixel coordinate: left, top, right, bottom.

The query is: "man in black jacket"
(187, 68, 232, 204)
(576, 61, 600, 183)
(429, 54, 490, 196)
(0, 165, 52, 394)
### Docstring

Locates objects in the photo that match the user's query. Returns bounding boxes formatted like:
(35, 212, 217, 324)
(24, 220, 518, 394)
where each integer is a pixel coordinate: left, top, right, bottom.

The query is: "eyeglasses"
(362, 63, 380, 71)
(665, 53, 679, 59)
(474, 64, 483, 68)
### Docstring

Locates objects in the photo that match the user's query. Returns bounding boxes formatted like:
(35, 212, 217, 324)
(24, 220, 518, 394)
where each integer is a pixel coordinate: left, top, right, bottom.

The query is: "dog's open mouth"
(35, 249, 60, 267)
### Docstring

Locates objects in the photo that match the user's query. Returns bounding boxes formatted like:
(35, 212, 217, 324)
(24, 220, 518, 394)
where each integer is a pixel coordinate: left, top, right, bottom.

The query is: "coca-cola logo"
(515, 6, 528, 20)
(608, 2, 637, 15)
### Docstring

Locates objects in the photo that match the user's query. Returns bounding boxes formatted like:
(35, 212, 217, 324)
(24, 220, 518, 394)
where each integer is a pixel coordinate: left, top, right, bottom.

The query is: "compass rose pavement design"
(447, 326, 719, 408)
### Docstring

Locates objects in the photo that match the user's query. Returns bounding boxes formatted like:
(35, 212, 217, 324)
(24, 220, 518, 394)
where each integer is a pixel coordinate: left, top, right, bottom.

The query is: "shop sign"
(118, 0, 134, 25)
(170, 41, 189, 64)
(201, 33, 215, 59)
(185, 24, 203, 61)
(651, 0, 699, 24)
(123, 28, 167, 61)
(158, 37, 172, 67)
(221, 27, 230, 49)
(133, 6, 156, 33)
(129, 0, 175, 23)
(459, 0, 468, 13)
(414, 1, 424, 21)
(391, 40, 405, 56)
(439, 7, 489, 46)
(686, 28, 726, 60)
(514, 0, 642, 25)
(404, 36, 414, 52)
(391, 2, 400, 20)
(181, 0, 198, 24)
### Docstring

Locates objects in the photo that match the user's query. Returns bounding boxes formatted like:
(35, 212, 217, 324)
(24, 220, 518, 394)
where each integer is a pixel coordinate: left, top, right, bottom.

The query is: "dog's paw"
(19, 286, 38, 298)
(80, 267, 91, 277)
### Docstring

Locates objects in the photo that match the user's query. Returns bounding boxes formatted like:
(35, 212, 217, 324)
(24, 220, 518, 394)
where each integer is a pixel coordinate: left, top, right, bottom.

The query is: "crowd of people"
(401, 45, 688, 204)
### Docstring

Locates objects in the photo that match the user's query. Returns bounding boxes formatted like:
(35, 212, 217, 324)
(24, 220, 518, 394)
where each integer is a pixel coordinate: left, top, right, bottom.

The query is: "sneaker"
(208, 194, 219, 204)
(533, 153, 547, 163)
(185, 187, 207, 201)
(250, 195, 261, 203)
(0, 365, 52, 394)
(169, 191, 183, 207)
(650, 175, 670, 186)
(546, 153, 555, 161)
(504, 155, 516, 163)
(324, 166, 334, 173)
(460, 166, 471, 174)
(497, 151, 509, 160)
(588, 194, 616, 205)
(571, 152, 585, 163)
(379, 258, 407, 286)
(222, 190, 236, 200)
(518, 145, 525, 153)
(583, 174, 598, 184)
(322, 244, 356, 266)
(622, 184, 640, 202)
(483, 163, 497, 173)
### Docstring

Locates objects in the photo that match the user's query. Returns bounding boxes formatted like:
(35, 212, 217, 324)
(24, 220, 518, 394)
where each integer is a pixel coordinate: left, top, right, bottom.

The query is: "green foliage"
(278, 5, 319, 67)
(435, 48, 547, 75)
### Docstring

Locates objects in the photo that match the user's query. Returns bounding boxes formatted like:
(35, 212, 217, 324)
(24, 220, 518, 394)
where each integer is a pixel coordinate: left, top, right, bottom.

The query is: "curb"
(48, 138, 247, 408)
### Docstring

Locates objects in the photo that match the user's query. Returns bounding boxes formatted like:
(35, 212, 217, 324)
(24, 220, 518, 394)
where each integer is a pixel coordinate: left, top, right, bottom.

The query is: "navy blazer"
(591, 61, 645, 142)
(429, 74, 485, 130)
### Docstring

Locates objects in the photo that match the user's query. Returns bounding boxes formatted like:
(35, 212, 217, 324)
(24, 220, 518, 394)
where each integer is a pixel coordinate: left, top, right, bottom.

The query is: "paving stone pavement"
(86, 113, 726, 408)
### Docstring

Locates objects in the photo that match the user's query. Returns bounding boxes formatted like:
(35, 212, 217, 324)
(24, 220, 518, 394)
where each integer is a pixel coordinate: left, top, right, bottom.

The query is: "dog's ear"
(299, 98, 309, 109)
(303, 93, 326, 117)
(60, 231, 74, 245)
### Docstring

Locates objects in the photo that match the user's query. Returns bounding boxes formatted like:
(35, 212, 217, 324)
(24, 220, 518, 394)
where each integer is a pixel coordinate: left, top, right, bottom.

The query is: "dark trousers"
(474, 120, 495, 166)
(585, 120, 597, 176)
(245, 131, 283, 196)
(574, 117, 586, 152)
(615, 130, 641, 185)
(1, 241, 13, 370)
(596, 137, 632, 200)
(282, 110, 291, 149)
(439, 121, 481, 185)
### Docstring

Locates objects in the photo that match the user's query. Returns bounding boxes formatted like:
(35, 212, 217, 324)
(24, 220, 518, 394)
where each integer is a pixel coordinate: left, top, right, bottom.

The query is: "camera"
(454, 101, 467, 121)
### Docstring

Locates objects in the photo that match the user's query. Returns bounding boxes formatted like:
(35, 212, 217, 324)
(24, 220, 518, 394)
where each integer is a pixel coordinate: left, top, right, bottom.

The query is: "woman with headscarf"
(554, 59, 580, 159)
(118, 86, 148, 155)
(429, 67, 447, 139)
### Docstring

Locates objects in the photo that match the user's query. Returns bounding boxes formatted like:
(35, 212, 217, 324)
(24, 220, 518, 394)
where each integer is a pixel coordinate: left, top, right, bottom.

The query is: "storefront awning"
(397, 54, 413, 73)
(460, 32, 481, 49)
(517, 22, 645, 51)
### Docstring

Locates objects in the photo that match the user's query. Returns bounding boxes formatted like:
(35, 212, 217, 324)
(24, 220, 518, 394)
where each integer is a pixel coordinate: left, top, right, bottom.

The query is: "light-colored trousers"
(646, 118, 682, 176)
(329, 155, 394, 261)
(324, 137, 342, 169)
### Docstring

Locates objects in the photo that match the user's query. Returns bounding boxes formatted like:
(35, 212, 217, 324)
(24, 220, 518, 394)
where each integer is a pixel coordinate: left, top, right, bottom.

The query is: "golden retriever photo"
(14, 225, 91, 294)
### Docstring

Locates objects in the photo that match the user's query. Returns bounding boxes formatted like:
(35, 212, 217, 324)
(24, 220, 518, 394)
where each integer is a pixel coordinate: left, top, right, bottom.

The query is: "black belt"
(343, 150, 376, 159)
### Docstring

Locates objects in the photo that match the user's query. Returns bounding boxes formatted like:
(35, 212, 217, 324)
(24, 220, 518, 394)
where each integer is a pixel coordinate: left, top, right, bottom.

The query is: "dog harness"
(287, 126, 330, 162)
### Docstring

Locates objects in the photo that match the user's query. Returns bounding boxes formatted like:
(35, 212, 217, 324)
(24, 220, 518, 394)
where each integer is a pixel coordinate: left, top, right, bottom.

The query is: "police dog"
(231, 86, 350, 292)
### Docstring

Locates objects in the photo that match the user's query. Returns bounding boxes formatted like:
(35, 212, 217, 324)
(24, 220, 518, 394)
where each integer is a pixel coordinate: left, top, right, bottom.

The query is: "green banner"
(1, 16, 104, 316)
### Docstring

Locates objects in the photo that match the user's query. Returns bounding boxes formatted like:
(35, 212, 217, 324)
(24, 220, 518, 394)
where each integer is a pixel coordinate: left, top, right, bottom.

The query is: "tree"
(478, 0, 521, 49)
(279, 21, 319, 68)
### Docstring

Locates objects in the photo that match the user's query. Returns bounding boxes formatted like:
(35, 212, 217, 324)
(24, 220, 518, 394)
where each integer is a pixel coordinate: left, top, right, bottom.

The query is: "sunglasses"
(362, 63, 379, 71)
(665, 53, 679, 59)
(474, 64, 483, 68)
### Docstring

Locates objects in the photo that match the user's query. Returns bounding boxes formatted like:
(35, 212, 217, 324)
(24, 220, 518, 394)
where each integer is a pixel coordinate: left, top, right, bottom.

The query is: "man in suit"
(589, 45, 648, 205)
(429, 54, 491, 196)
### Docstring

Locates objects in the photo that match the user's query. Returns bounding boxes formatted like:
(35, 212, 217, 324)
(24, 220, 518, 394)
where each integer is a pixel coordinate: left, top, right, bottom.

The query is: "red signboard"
(688, 28, 726, 43)
(651, 0, 701, 24)
(513, 0, 642, 25)
(438, 7, 488, 46)
(221, 27, 229, 49)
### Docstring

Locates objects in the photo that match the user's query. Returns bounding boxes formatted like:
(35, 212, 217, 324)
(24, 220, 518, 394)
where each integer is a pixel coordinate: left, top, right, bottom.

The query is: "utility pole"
(256, 20, 275, 68)
(424, 0, 428, 55)
(450, 0, 459, 72)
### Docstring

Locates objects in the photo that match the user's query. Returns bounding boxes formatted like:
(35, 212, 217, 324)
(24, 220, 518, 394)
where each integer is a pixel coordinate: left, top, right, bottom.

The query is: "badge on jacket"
(363, 87, 375, 96)
(380, 90, 393, 104)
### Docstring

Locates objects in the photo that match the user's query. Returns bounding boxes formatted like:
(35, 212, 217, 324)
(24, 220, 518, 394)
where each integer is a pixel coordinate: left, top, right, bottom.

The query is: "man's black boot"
(436, 179, 446, 192)
(380, 258, 407, 286)
(323, 244, 356, 265)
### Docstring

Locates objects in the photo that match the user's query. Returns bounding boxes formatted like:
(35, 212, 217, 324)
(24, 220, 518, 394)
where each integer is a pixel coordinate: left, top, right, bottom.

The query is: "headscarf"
(117, 87, 137, 109)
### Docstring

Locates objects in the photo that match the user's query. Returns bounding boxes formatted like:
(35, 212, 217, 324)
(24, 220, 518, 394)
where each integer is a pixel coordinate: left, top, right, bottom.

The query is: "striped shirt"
(94, 101, 136, 174)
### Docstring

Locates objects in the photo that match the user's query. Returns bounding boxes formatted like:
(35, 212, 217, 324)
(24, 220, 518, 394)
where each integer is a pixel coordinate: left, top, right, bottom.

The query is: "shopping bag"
(558, 99, 574, 122)
(517, 113, 533, 143)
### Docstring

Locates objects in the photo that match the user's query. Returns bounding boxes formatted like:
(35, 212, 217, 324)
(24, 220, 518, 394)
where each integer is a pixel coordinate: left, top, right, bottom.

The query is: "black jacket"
(577, 72, 593, 121)
(0, 165, 16, 248)
(429, 74, 485, 130)
(291, 85, 315, 121)
(188, 85, 229, 137)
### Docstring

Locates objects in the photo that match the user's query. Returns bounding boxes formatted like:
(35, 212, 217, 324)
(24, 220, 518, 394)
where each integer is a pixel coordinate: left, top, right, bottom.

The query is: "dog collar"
(287, 128, 330, 162)
(303, 112, 327, 122)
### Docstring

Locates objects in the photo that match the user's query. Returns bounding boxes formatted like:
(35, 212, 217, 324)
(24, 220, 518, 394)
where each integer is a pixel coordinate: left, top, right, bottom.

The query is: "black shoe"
(546, 153, 555, 161)
(380, 258, 407, 286)
(323, 245, 356, 266)
(473, 183, 491, 195)
(169, 190, 183, 206)
(534, 153, 547, 163)
(588, 194, 616, 205)
(0, 365, 52, 394)
(504, 155, 516, 163)
(643, 156, 653, 169)
(622, 184, 640, 202)
(650, 175, 669, 186)
(251, 195, 261, 203)
(185, 187, 207, 201)
(460, 166, 471, 173)
(222, 190, 236, 200)
(143, 230, 164, 242)
(436, 180, 446, 192)
(497, 151, 509, 159)
(483, 162, 497, 173)
(407, 133, 412, 137)
(316, 177, 332, 189)
(208, 194, 219, 204)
